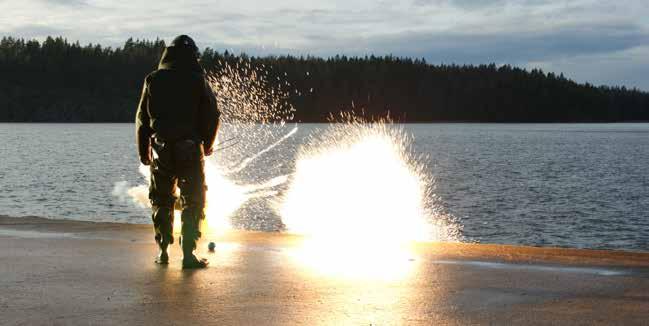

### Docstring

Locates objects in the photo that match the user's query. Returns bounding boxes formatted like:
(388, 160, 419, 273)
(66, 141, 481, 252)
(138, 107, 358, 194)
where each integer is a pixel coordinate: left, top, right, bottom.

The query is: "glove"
(140, 156, 151, 166)
(204, 147, 214, 156)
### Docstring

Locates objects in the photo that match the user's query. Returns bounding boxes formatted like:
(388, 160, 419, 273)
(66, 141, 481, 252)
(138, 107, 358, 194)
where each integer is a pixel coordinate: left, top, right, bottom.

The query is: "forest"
(1, 36, 648, 122)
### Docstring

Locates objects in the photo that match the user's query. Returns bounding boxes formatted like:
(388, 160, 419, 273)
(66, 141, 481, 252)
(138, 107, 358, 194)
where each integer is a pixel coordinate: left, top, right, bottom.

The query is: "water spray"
(113, 58, 462, 278)
(116, 56, 299, 236)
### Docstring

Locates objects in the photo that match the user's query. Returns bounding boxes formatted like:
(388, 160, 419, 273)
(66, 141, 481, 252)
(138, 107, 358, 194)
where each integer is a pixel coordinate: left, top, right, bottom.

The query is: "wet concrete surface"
(1, 216, 648, 325)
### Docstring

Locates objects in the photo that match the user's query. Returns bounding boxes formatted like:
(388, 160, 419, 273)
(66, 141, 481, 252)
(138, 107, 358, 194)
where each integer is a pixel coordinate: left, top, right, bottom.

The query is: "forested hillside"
(1, 36, 648, 122)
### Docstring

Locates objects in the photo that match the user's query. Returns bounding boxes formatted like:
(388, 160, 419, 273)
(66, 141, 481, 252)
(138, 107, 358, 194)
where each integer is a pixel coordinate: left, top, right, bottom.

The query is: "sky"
(2, 0, 649, 90)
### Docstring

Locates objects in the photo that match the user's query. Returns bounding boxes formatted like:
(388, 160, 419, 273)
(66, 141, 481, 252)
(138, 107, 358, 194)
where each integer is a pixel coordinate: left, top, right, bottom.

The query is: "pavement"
(1, 216, 648, 325)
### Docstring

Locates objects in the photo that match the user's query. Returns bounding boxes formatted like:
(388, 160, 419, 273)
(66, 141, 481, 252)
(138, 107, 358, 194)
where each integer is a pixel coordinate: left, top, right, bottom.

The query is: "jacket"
(135, 45, 220, 161)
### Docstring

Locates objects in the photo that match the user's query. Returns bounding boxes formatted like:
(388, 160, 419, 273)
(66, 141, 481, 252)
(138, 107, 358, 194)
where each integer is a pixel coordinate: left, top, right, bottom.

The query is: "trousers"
(149, 138, 206, 250)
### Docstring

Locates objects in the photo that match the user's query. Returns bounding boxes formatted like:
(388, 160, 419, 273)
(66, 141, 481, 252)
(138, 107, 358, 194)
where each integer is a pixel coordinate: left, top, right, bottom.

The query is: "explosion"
(115, 57, 462, 279)
(279, 119, 461, 279)
(127, 152, 290, 234)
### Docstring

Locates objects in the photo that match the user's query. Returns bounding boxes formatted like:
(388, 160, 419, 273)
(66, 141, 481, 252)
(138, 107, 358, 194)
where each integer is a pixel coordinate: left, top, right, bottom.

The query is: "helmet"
(170, 35, 198, 56)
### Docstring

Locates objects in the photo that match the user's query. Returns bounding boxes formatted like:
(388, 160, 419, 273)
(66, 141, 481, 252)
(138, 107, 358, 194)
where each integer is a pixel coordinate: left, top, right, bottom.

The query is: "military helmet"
(170, 35, 198, 56)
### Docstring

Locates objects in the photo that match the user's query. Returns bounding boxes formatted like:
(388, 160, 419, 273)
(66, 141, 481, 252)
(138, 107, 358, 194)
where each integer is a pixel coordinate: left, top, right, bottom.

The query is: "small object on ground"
(208, 242, 216, 251)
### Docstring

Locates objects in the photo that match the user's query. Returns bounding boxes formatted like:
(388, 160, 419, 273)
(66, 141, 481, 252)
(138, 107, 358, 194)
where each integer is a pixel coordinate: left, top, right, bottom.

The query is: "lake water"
(1, 123, 648, 251)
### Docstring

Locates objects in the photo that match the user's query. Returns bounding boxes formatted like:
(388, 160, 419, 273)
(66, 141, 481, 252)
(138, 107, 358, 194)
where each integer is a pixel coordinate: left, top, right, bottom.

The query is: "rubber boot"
(155, 241, 169, 265)
(152, 205, 173, 265)
(181, 236, 208, 269)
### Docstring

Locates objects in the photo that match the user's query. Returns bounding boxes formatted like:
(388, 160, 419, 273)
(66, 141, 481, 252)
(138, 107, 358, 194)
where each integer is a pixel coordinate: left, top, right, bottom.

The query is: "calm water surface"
(1, 123, 648, 251)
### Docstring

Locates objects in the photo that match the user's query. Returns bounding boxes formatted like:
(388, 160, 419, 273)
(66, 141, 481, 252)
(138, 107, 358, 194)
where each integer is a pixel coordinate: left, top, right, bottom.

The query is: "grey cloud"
(38, 0, 88, 6)
(527, 46, 649, 90)
(290, 8, 390, 25)
(9, 24, 70, 39)
(413, 0, 507, 9)
(307, 22, 649, 65)
(412, 0, 554, 9)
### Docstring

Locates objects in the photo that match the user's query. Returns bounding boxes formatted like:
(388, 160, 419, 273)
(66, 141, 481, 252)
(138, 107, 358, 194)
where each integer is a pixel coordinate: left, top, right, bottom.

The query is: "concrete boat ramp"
(1, 216, 648, 325)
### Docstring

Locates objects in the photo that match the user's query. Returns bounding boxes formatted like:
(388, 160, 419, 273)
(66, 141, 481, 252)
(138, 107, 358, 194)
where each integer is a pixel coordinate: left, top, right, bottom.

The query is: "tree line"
(1, 36, 648, 122)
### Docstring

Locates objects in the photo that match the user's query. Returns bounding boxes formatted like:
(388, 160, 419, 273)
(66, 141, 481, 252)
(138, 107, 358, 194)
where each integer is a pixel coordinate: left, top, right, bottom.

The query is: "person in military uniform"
(135, 35, 220, 269)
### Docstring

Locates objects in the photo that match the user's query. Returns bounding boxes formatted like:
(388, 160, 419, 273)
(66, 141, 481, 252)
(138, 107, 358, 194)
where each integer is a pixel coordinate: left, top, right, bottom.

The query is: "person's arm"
(135, 77, 153, 165)
(199, 79, 221, 156)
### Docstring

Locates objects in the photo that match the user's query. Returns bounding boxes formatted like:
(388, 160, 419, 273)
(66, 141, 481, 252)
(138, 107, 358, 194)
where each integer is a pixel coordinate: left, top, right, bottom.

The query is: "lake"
(1, 123, 648, 251)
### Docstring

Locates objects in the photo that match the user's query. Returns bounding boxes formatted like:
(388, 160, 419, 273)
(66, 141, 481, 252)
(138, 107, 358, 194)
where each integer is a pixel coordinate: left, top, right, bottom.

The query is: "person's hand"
(140, 156, 151, 166)
(204, 147, 214, 156)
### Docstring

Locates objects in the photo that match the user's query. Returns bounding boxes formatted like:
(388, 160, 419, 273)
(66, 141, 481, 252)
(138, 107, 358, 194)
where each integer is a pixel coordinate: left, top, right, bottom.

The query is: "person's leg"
(175, 140, 208, 268)
(150, 144, 178, 264)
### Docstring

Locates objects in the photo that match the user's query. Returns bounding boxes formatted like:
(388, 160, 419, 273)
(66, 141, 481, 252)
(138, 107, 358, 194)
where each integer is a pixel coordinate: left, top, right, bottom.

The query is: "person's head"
(158, 35, 202, 72)
(170, 35, 199, 59)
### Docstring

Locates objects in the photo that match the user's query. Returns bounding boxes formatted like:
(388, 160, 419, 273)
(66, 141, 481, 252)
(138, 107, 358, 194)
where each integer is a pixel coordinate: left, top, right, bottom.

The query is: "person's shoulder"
(187, 70, 205, 81)
(146, 69, 204, 87)
(184, 71, 207, 88)
(146, 69, 166, 80)
(143, 70, 158, 84)
(145, 69, 178, 86)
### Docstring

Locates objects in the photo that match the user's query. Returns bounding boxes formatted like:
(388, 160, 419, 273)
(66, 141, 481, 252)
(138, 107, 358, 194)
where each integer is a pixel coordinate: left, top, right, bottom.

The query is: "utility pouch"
(151, 138, 173, 171)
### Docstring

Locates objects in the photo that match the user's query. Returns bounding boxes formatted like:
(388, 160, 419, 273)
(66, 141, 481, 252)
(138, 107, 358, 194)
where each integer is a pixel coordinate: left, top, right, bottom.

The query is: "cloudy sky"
(3, 0, 649, 90)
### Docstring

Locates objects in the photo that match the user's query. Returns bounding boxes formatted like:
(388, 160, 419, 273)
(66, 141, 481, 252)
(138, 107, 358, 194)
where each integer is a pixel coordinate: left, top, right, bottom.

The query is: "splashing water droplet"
(122, 58, 298, 234)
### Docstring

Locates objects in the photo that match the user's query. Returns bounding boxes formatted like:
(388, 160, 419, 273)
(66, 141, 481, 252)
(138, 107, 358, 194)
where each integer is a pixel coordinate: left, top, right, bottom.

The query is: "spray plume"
(117, 57, 298, 233)
(114, 58, 462, 278)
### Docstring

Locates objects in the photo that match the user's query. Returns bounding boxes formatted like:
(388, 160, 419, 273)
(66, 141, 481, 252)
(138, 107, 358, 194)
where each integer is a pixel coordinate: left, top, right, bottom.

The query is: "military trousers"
(149, 138, 206, 250)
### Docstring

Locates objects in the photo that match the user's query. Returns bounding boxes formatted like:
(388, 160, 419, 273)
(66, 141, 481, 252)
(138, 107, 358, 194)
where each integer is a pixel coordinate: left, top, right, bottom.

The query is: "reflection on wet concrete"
(286, 239, 420, 281)
(133, 232, 648, 324)
(431, 260, 629, 276)
(1, 225, 648, 324)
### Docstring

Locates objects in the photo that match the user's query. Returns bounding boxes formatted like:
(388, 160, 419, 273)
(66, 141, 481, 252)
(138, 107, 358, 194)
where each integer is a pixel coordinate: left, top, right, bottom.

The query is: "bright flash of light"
(128, 148, 292, 236)
(119, 56, 298, 234)
(202, 158, 245, 232)
(280, 121, 461, 280)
